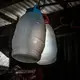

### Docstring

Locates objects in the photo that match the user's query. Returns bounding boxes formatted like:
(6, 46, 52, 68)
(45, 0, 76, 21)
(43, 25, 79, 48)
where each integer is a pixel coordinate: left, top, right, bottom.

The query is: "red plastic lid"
(43, 14, 50, 24)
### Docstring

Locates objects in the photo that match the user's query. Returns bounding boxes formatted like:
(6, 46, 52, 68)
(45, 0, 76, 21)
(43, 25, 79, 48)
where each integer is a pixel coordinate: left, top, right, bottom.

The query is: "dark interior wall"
(0, 23, 16, 58)
(56, 32, 80, 80)
(48, 5, 80, 30)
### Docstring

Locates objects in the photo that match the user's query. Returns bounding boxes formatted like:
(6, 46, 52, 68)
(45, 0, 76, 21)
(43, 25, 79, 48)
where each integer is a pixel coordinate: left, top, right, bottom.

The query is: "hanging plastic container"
(37, 14, 57, 65)
(12, 5, 46, 63)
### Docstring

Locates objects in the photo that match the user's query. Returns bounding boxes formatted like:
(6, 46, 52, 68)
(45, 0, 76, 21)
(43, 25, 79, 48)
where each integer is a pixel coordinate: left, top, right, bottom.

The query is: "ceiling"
(0, 0, 80, 27)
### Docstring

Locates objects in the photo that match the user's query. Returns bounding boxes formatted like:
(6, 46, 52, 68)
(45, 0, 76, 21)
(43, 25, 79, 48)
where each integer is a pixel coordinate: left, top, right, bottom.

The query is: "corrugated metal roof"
(0, 18, 11, 27)
(0, 0, 80, 27)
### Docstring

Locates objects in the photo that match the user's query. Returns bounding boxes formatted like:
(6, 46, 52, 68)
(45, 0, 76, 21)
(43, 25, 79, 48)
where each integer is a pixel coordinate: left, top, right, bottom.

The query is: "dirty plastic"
(12, 6, 46, 63)
(37, 14, 57, 65)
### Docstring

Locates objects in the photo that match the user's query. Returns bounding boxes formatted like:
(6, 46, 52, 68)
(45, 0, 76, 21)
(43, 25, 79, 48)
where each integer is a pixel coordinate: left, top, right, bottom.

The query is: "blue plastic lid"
(33, 5, 42, 15)
(27, 5, 42, 16)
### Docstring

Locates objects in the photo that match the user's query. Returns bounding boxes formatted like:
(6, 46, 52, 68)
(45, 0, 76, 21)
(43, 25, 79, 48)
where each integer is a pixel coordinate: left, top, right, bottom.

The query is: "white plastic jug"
(12, 6, 46, 63)
(37, 14, 57, 65)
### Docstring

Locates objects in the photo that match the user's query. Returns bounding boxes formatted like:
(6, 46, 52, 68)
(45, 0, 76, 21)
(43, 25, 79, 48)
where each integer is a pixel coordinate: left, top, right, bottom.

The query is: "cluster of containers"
(12, 5, 57, 65)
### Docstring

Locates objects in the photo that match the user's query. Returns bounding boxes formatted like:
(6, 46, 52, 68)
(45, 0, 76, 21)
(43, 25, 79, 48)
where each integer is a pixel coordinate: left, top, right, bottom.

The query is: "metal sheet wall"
(56, 32, 79, 80)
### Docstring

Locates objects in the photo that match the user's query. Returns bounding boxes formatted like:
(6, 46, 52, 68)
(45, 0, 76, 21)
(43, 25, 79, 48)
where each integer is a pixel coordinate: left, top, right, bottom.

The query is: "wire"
(38, 0, 41, 7)
(54, 24, 68, 31)
(43, 0, 45, 5)
(40, 0, 46, 10)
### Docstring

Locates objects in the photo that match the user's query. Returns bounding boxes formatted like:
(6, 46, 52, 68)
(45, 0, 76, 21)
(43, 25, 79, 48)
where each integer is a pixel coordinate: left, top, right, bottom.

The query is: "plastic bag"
(37, 14, 57, 65)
